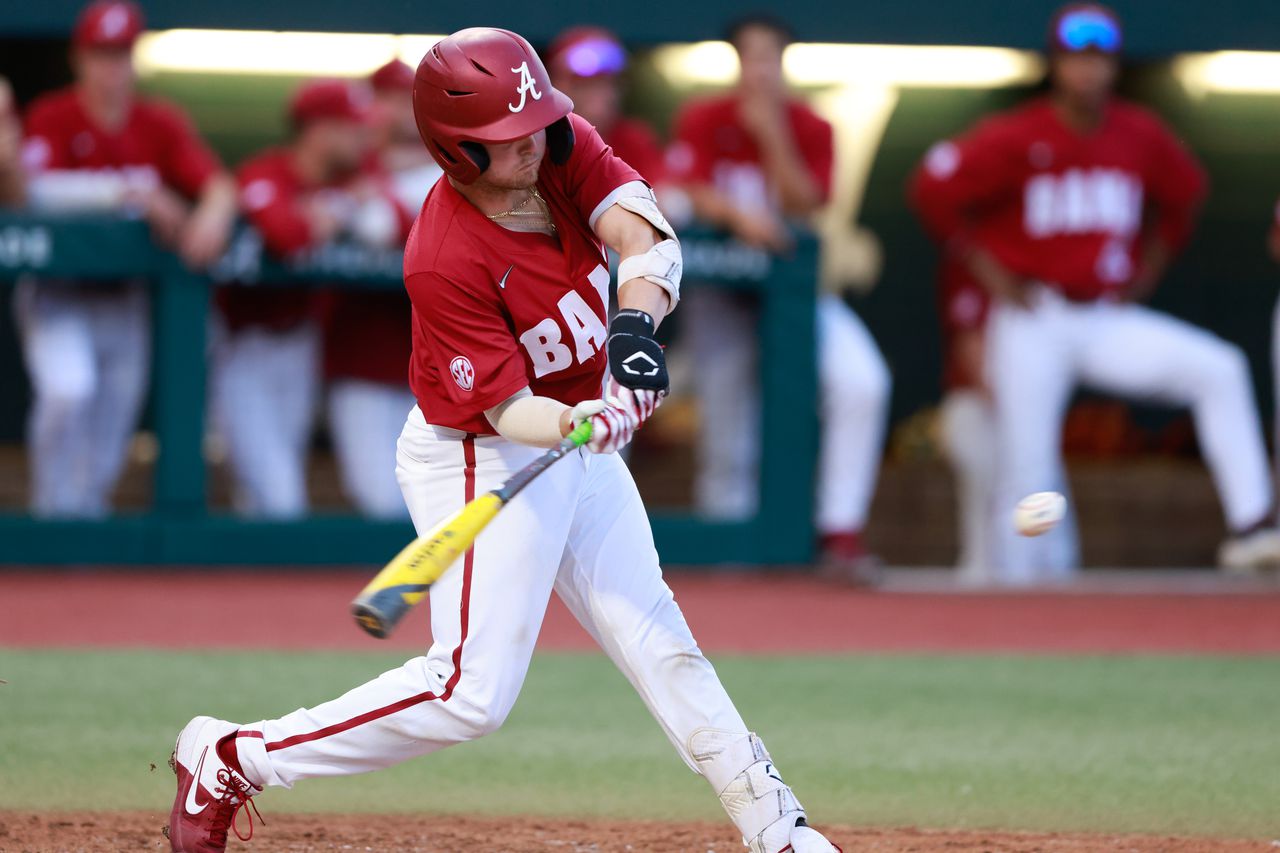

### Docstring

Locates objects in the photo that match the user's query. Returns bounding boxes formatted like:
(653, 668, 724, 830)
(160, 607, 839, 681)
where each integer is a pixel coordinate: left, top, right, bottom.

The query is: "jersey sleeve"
(20, 98, 72, 172)
(408, 270, 529, 415)
(668, 102, 717, 186)
(796, 108, 835, 204)
(557, 113, 644, 228)
(151, 102, 223, 199)
(238, 164, 313, 257)
(908, 116, 1021, 251)
(1141, 118, 1208, 251)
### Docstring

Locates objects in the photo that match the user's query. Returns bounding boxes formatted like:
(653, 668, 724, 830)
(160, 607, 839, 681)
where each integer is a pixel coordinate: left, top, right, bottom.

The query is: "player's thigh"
(90, 286, 150, 407)
(817, 294, 890, 404)
(986, 300, 1076, 480)
(1078, 304, 1246, 404)
(14, 280, 96, 405)
(554, 453, 683, 641)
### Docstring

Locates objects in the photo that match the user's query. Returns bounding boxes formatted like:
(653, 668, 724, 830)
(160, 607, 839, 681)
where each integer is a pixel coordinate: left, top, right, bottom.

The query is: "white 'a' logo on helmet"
(508, 62, 543, 113)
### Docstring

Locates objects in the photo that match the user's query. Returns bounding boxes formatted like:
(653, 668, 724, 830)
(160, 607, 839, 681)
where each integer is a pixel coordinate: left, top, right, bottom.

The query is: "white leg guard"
(689, 728, 805, 853)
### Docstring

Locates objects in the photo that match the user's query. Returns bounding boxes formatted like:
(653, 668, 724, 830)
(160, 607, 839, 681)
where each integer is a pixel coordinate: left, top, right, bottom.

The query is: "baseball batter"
(912, 3, 1280, 582)
(167, 29, 838, 853)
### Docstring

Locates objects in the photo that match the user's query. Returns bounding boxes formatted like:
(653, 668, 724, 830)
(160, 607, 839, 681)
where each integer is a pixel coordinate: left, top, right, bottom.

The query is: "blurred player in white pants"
(912, 3, 1280, 582)
(216, 79, 404, 517)
(670, 16, 890, 581)
(17, 0, 235, 517)
(321, 61, 432, 519)
(934, 260, 1079, 583)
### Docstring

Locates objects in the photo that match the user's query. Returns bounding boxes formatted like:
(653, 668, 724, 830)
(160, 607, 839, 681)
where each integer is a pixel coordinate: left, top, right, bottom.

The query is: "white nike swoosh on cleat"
(184, 746, 210, 816)
(498, 264, 514, 289)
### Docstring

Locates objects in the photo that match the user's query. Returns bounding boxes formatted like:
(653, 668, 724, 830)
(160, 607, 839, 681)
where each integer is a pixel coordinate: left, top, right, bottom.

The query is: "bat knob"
(351, 602, 392, 639)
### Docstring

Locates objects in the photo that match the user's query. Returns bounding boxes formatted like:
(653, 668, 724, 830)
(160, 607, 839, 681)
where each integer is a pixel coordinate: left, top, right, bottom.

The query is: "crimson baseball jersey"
(21, 87, 220, 199)
(404, 113, 641, 434)
(668, 95, 833, 209)
(603, 117, 667, 188)
(910, 97, 1207, 302)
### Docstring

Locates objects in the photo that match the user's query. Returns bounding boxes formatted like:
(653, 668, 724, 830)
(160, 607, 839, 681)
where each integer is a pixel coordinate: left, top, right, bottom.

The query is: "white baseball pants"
(237, 406, 749, 787)
(988, 288, 1272, 582)
(211, 323, 318, 519)
(327, 379, 415, 520)
(686, 290, 890, 533)
(14, 279, 150, 517)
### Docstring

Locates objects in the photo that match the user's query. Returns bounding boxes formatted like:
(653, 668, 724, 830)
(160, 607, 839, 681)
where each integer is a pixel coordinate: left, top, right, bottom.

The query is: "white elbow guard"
(617, 238, 682, 311)
(613, 185, 678, 242)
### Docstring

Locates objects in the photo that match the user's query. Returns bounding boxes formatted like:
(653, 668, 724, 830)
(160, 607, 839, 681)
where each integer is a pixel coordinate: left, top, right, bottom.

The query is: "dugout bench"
(0, 213, 817, 565)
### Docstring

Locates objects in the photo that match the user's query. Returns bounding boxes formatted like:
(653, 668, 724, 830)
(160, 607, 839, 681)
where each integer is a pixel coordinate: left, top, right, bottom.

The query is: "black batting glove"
(607, 309, 668, 395)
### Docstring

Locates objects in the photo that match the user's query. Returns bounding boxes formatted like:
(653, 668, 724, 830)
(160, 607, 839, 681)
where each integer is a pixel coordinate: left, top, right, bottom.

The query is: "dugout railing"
(0, 213, 817, 565)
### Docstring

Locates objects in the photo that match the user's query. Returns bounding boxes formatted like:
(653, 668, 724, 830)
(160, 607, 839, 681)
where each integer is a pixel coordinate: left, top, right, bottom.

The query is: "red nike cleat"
(164, 716, 263, 852)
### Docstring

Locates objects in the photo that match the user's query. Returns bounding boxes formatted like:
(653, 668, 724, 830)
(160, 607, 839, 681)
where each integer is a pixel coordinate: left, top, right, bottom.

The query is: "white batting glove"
(570, 400, 637, 455)
(607, 379, 663, 426)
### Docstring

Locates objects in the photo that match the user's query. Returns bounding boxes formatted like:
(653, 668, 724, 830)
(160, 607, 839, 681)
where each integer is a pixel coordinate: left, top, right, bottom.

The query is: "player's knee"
(1194, 340, 1250, 390)
(827, 355, 891, 414)
(36, 371, 95, 423)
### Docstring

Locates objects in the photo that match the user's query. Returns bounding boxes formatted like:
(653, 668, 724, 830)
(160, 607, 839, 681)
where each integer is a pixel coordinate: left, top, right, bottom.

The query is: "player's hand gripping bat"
(351, 420, 593, 639)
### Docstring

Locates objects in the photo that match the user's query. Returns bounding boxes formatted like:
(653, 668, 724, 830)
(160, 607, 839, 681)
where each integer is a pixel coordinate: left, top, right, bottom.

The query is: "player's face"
(1051, 52, 1118, 108)
(372, 91, 420, 147)
(317, 119, 371, 173)
(74, 47, 135, 103)
(558, 76, 620, 131)
(479, 129, 547, 190)
(733, 25, 787, 95)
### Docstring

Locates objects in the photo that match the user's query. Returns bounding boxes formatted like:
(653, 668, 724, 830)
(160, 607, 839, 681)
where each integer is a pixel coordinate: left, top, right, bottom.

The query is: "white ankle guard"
(689, 729, 805, 853)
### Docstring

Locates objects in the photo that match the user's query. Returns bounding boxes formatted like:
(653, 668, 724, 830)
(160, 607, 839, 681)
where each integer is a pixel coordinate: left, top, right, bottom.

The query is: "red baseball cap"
(289, 79, 373, 129)
(73, 0, 144, 51)
(370, 59, 415, 92)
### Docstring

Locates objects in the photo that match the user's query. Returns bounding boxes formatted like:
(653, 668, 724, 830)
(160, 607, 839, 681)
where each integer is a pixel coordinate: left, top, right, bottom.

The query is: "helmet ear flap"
(459, 141, 490, 174)
(546, 116, 575, 165)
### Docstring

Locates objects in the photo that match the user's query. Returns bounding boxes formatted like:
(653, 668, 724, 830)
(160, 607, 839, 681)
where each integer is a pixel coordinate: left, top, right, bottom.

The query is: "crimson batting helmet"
(414, 28, 575, 184)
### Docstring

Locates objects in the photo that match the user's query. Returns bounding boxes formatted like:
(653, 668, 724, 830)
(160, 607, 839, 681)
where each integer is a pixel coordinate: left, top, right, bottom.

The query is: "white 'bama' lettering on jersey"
(1023, 168, 1144, 239)
(517, 265, 610, 378)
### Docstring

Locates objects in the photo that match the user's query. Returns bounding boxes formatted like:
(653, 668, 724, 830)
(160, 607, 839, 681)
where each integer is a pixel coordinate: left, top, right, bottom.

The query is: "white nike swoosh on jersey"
(498, 264, 515, 289)
(185, 746, 210, 816)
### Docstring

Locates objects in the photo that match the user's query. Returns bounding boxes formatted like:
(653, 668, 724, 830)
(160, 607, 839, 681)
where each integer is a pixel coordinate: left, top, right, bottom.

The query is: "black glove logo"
(621, 351, 660, 377)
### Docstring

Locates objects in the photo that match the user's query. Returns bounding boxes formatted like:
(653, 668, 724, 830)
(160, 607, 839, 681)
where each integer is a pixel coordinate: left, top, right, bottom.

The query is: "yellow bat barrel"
(351, 492, 504, 638)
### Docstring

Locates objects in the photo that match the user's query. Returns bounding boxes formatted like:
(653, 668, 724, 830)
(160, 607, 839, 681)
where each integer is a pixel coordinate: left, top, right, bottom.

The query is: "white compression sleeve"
(485, 389, 570, 448)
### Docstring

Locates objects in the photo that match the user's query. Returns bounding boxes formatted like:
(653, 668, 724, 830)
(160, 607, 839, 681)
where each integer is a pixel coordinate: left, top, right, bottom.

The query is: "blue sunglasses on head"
(563, 39, 627, 77)
(1056, 9, 1122, 53)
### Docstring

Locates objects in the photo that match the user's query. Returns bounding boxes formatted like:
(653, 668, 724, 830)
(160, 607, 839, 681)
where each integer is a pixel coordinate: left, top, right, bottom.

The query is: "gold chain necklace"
(486, 186, 556, 234)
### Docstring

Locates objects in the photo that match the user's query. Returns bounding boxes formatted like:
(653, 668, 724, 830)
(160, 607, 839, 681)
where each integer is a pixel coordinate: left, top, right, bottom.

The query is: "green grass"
(1, 650, 1278, 838)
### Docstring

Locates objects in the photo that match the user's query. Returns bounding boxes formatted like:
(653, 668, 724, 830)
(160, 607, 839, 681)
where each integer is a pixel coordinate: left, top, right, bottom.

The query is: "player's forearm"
(485, 389, 572, 447)
(0, 163, 24, 206)
(756, 134, 823, 216)
(194, 173, 238, 225)
(1126, 237, 1172, 302)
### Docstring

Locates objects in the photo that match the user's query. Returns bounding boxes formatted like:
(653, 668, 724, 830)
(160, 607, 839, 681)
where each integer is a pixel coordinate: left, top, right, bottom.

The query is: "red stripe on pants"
(265, 434, 479, 752)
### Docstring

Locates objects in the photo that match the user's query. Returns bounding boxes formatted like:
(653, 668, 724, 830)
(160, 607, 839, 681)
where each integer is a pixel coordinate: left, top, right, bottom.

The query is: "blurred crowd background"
(5, 1, 1280, 578)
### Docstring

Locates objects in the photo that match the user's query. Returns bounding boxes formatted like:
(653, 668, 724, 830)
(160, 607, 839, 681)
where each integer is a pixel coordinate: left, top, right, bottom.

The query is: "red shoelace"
(208, 768, 264, 843)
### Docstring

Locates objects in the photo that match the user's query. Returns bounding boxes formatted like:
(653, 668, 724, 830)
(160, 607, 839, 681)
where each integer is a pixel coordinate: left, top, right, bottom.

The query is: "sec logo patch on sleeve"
(450, 356, 475, 391)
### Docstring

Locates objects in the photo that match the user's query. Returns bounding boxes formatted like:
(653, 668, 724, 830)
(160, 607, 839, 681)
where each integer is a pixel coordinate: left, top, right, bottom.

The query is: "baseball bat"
(351, 420, 593, 639)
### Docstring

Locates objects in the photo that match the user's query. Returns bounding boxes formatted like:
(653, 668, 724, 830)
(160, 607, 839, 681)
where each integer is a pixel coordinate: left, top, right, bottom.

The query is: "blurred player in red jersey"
(912, 3, 1280, 581)
(167, 29, 839, 853)
(213, 79, 405, 518)
(547, 26, 679, 207)
(16, 0, 236, 517)
(320, 61, 431, 519)
(0, 77, 24, 206)
(669, 15, 891, 583)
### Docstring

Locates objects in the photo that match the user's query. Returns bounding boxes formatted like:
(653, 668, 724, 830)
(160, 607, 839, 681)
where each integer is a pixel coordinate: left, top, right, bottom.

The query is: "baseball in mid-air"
(1013, 491, 1067, 537)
